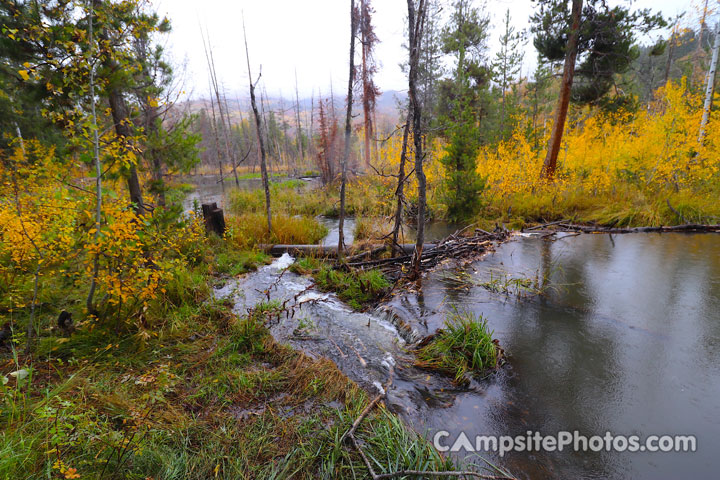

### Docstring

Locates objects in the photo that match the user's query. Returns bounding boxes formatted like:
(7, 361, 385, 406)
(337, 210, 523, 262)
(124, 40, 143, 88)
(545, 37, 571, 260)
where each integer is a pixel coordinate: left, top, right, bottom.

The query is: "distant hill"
(178, 87, 406, 131)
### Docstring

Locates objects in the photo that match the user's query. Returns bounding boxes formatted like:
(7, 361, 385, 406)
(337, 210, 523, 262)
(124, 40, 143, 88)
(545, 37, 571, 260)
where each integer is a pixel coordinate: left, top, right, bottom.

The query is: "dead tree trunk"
(338, 0, 358, 255)
(202, 26, 240, 187)
(294, 70, 305, 165)
(699, 21, 720, 144)
(86, 3, 102, 315)
(207, 90, 225, 190)
(391, 111, 412, 256)
(243, 18, 272, 233)
(408, 0, 427, 277)
(540, 0, 582, 180)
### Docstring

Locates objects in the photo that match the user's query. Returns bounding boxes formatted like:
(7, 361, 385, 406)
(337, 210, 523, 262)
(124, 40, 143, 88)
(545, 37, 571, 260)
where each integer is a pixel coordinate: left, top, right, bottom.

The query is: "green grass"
(215, 249, 270, 276)
(290, 258, 390, 310)
(415, 309, 501, 384)
(1, 293, 475, 479)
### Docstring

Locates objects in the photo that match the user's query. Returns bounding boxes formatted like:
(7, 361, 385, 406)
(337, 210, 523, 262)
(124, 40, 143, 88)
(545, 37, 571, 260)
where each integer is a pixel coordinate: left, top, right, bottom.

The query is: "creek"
(191, 178, 719, 479)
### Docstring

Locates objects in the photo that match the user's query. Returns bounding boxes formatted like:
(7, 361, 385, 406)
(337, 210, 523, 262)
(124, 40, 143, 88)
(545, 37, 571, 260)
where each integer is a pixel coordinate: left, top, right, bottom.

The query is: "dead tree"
(391, 111, 412, 256)
(540, 0, 582, 180)
(338, 0, 358, 255)
(359, 0, 380, 168)
(207, 89, 225, 189)
(202, 26, 240, 186)
(699, 21, 720, 144)
(407, 0, 427, 277)
(243, 17, 272, 232)
(294, 70, 305, 166)
(86, 3, 102, 316)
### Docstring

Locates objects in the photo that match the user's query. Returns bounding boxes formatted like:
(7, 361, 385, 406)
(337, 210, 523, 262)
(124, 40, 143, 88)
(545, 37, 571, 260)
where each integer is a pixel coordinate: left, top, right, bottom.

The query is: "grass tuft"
(415, 309, 501, 383)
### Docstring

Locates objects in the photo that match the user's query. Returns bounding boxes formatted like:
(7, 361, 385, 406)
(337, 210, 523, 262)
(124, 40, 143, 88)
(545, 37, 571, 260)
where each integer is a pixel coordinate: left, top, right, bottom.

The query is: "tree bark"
(108, 88, 145, 214)
(408, 0, 427, 276)
(244, 18, 272, 233)
(338, 0, 357, 256)
(699, 21, 720, 144)
(86, 3, 102, 314)
(541, 0, 583, 180)
(94, 0, 145, 213)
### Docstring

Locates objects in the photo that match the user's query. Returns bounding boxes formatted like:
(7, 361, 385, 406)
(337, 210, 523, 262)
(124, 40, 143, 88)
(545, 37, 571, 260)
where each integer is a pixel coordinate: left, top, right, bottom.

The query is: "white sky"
(156, 0, 700, 101)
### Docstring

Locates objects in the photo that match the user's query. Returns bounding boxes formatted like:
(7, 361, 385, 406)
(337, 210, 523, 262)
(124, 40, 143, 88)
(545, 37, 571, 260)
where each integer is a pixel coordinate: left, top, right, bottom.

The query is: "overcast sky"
(156, 0, 700, 101)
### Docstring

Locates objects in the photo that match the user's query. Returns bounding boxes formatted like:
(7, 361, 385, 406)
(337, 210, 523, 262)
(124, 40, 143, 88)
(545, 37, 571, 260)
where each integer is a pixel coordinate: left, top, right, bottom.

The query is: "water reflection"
(389, 233, 720, 479)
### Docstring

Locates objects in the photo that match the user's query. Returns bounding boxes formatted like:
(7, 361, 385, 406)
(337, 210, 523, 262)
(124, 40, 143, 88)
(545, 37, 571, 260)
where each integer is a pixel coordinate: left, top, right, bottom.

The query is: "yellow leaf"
(147, 96, 159, 108)
(22, 61, 30, 68)
(18, 70, 29, 81)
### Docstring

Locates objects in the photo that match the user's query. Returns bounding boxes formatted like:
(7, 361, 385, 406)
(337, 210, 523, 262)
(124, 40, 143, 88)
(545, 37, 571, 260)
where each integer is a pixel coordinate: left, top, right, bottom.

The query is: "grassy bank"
(0, 245, 471, 479)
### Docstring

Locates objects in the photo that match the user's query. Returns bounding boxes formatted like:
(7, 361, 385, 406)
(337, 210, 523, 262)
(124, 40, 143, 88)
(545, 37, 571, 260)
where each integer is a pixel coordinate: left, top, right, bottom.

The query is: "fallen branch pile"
(347, 229, 509, 279)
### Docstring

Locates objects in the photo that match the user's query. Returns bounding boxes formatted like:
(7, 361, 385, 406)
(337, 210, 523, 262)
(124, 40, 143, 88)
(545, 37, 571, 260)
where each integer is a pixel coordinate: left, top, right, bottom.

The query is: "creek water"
(190, 178, 719, 478)
(215, 232, 720, 479)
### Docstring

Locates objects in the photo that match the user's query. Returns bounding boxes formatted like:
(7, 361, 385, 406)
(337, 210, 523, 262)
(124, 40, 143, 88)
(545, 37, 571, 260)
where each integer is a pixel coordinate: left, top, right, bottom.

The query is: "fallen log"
(555, 223, 720, 234)
(259, 243, 437, 257)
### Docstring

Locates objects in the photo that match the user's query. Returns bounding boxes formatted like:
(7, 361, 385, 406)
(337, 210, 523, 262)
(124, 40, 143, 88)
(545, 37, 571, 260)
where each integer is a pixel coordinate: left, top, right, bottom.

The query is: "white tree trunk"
(699, 21, 720, 144)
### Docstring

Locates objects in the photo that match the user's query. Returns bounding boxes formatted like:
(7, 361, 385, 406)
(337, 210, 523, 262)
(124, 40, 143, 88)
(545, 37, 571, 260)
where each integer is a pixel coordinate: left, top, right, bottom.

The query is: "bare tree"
(207, 86, 225, 189)
(201, 26, 240, 186)
(243, 17, 272, 232)
(699, 21, 720, 144)
(540, 0, 583, 180)
(408, 0, 427, 276)
(391, 111, 412, 256)
(338, 0, 358, 255)
(294, 70, 305, 166)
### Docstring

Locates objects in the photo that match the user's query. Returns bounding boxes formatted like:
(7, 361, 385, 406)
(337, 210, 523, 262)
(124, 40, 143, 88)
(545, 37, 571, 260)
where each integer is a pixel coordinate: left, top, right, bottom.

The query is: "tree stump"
(201, 202, 225, 236)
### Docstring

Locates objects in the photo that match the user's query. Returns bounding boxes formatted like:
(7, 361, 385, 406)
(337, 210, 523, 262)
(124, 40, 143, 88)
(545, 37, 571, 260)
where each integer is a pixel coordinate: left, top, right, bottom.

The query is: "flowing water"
(215, 232, 720, 479)
(187, 175, 720, 479)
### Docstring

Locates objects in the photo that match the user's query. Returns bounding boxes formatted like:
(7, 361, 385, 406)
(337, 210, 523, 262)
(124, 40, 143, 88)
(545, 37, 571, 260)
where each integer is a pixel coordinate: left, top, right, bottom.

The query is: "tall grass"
(227, 213, 328, 248)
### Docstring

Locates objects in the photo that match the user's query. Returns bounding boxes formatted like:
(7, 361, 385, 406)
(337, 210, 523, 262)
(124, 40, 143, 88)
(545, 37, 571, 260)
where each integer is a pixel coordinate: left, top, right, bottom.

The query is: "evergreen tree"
(491, 9, 524, 138)
(437, 0, 490, 221)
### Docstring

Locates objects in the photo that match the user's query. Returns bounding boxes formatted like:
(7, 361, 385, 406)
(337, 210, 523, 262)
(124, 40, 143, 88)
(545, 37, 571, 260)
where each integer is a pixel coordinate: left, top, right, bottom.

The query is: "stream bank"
(218, 231, 720, 480)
